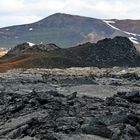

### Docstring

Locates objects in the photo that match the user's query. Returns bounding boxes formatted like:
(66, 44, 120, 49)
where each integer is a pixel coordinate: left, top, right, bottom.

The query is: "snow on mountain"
(27, 42, 35, 47)
(104, 20, 140, 44)
(104, 20, 120, 31)
(29, 28, 33, 31)
(0, 13, 140, 48)
(129, 37, 139, 44)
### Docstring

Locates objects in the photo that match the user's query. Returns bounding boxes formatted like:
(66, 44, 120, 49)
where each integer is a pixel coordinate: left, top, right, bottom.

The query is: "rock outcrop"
(1, 36, 140, 70)
(5, 43, 60, 57)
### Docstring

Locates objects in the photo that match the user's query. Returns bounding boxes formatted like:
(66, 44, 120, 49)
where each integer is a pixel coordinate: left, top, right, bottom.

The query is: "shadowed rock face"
(69, 36, 140, 67)
(6, 43, 60, 56)
(0, 68, 140, 140)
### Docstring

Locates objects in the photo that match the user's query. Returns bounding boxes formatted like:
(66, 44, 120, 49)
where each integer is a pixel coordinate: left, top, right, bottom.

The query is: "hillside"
(110, 19, 140, 34)
(0, 13, 136, 48)
(0, 36, 140, 71)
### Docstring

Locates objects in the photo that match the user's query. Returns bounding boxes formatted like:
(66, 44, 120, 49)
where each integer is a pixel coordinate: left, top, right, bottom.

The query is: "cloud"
(0, 15, 41, 27)
(0, 0, 139, 27)
(0, 0, 24, 13)
(59, 0, 140, 19)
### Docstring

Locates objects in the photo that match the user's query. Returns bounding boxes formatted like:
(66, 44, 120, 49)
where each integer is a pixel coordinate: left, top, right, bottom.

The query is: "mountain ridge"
(0, 36, 140, 71)
(1, 13, 139, 48)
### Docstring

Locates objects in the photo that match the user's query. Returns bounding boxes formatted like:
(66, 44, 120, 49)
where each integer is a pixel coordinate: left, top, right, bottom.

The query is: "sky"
(0, 0, 140, 28)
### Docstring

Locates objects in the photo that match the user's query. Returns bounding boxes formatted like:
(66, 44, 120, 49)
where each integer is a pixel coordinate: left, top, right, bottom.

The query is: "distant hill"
(0, 13, 140, 48)
(0, 36, 140, 71)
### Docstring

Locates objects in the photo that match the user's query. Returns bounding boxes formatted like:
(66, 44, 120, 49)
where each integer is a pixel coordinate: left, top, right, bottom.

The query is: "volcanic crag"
(0, 36, 140, 71)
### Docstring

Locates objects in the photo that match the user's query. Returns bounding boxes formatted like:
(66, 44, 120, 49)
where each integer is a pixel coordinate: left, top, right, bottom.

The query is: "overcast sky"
(0, 0, 140, 27)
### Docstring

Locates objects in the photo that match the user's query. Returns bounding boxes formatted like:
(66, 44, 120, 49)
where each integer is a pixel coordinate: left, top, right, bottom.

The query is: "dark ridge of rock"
(6, 42, 30, 56)
(1, 36, 140, 69)
(55, 36, 140, 68)
(84, 36, 140, 67)
(5, 42, 60, 57)
(30, 43, 60, 52)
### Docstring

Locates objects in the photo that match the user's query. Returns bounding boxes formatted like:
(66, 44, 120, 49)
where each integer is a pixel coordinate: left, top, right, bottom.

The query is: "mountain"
(109, 19, 140, 34)
(0, 36, 140, 71)
(0, 13, 140, 48)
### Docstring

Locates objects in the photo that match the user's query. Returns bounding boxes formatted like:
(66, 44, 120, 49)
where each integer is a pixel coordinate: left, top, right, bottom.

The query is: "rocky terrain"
(0, 36, 140, 71)
(0, 67, 140, 140)
(4, 42, 60, 57)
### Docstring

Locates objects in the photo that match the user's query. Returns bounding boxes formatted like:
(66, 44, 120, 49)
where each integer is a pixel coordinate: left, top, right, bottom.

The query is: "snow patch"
(103, 20, 121, 31)
(29, 28, 33, 31)
(123, 31, 140, 37)
(27, 42, 35, 47)
(121, 69, 126, 73)
(105, 20, 116, 24)
(129, 37, 139, 44)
